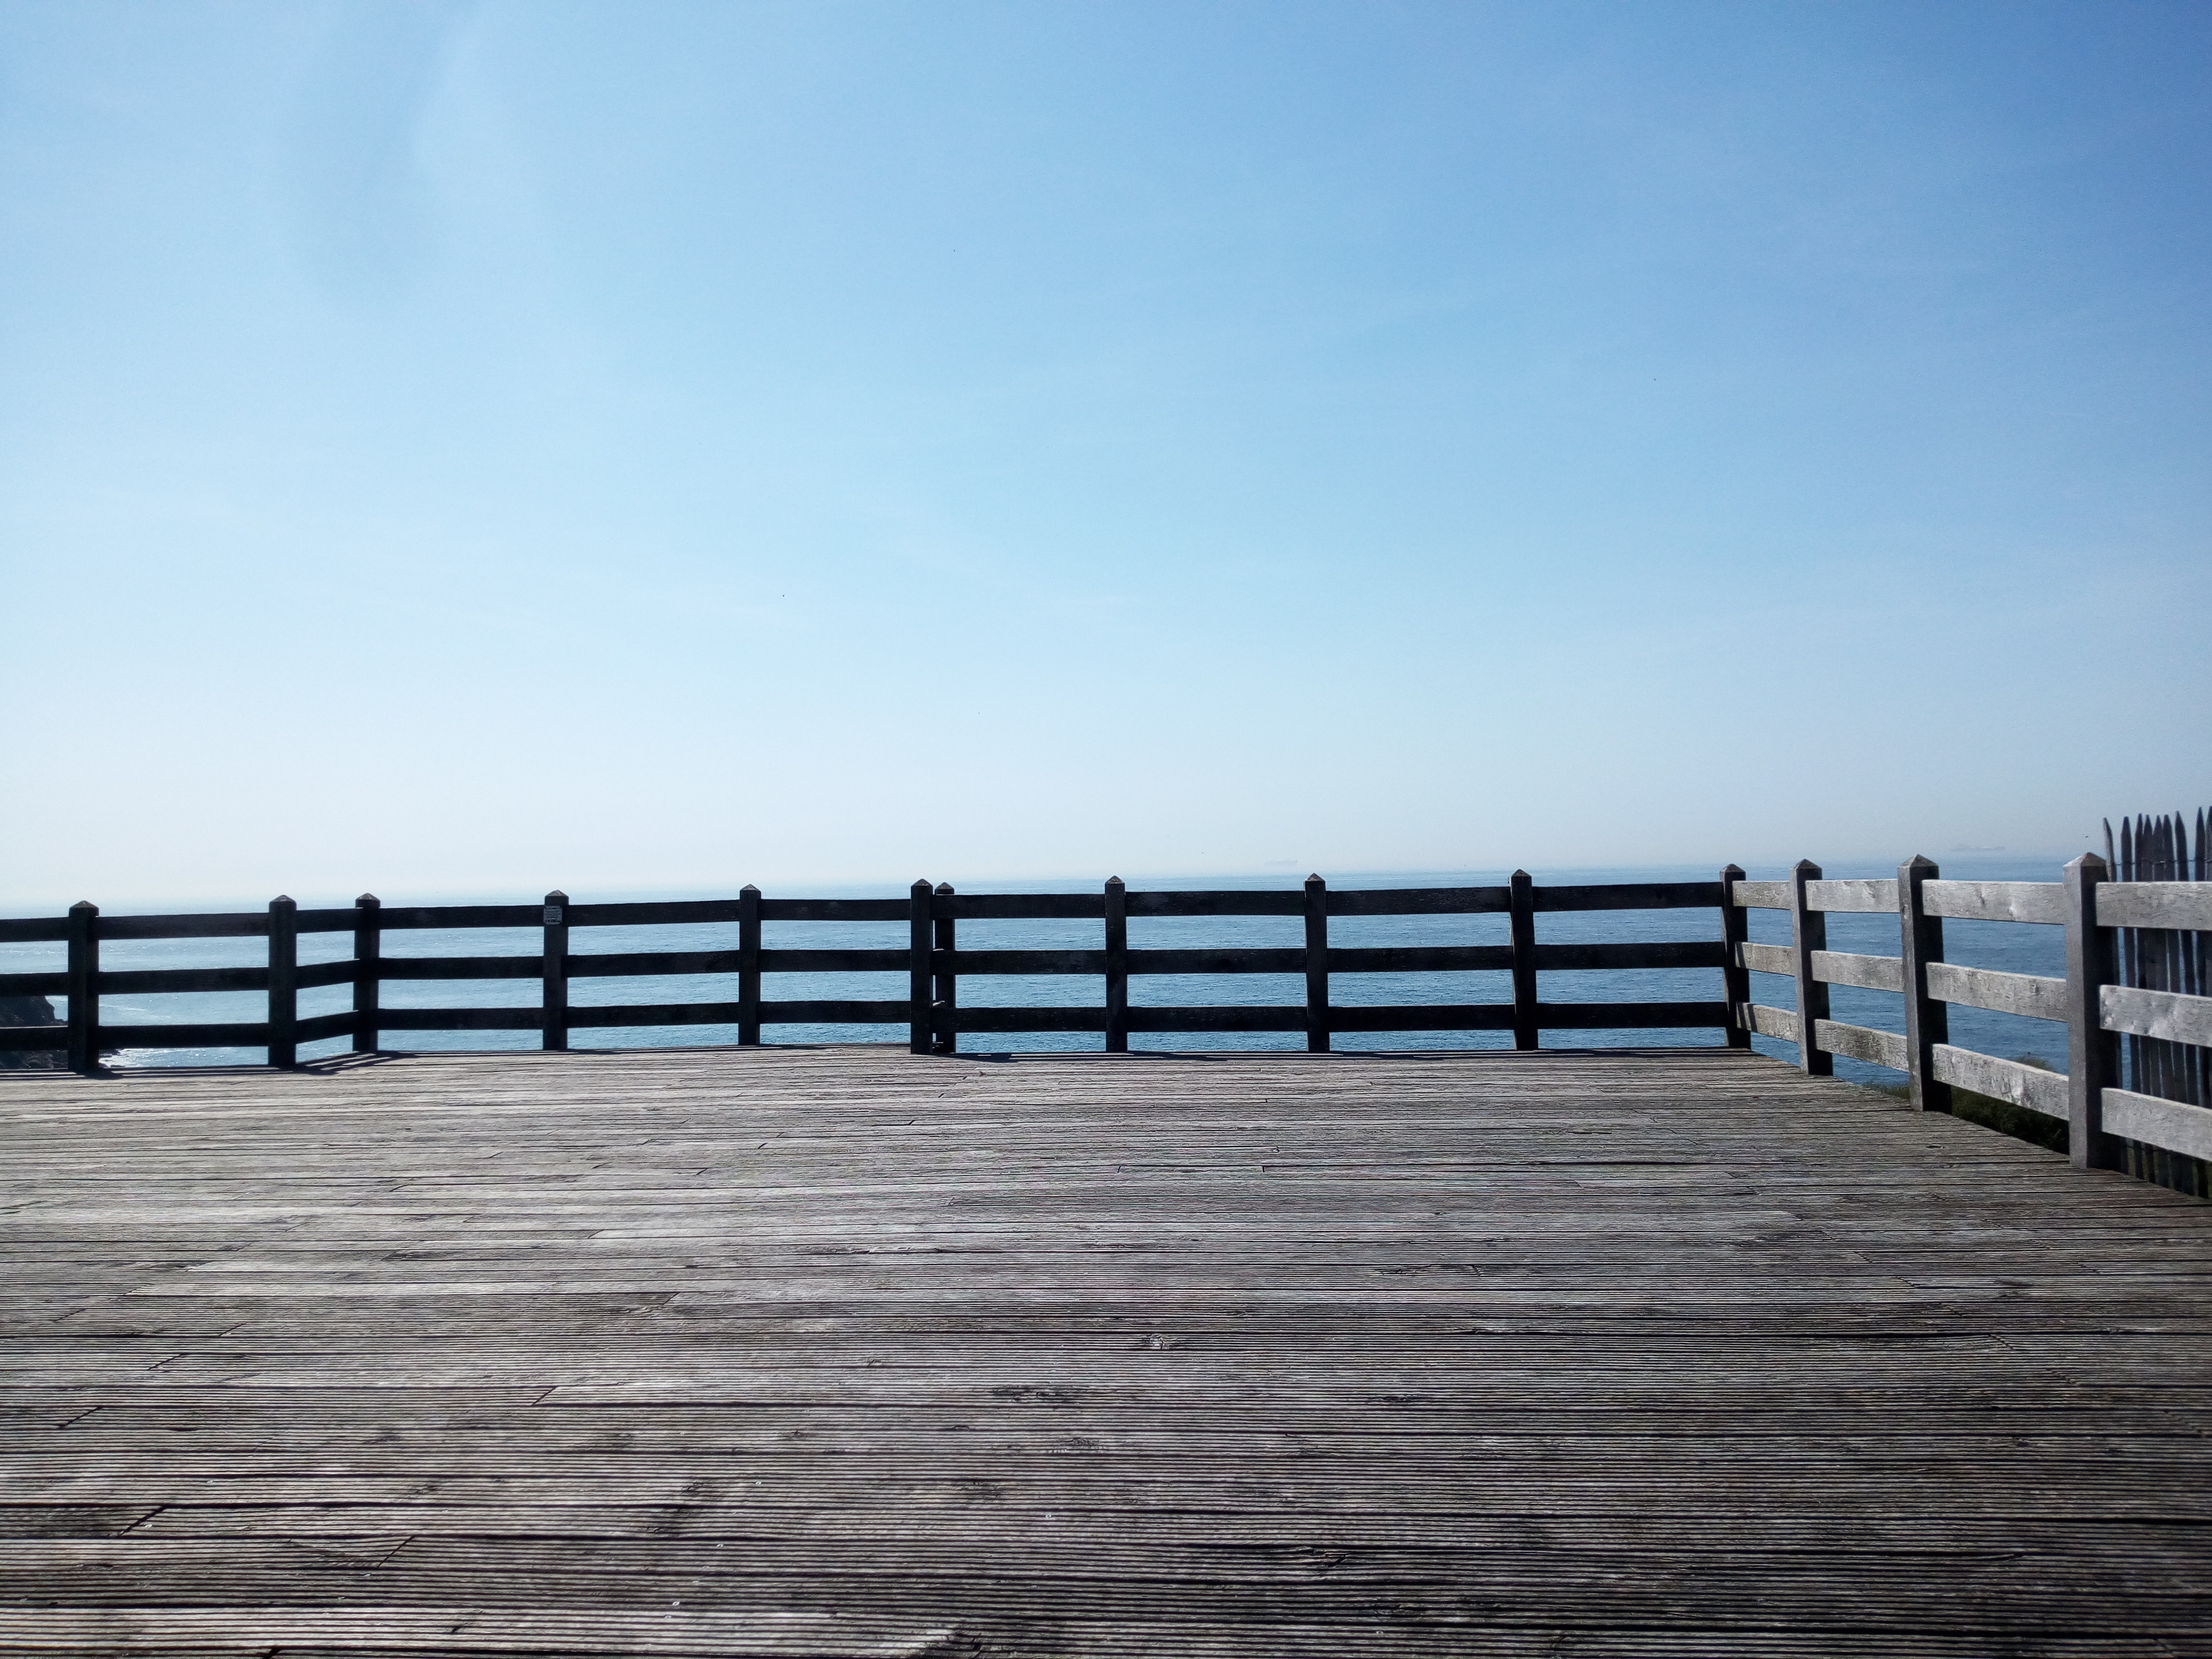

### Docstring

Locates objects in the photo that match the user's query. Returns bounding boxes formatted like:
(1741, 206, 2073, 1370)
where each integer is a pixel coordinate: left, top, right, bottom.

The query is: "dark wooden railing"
(0, 873, 1734, 1067)
(8, 856, 2208, 1194)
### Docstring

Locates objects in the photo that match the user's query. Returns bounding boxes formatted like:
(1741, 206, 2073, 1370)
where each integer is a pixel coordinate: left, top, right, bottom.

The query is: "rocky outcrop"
(0, 994, 65, 1069)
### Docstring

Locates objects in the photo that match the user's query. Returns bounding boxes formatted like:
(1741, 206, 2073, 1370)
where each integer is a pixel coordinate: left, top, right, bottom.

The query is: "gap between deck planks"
(2, 1045, 2210, 1657)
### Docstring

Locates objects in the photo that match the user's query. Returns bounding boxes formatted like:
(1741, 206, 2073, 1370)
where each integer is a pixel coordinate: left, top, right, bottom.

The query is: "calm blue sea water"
(1, 858, 2073, 1086)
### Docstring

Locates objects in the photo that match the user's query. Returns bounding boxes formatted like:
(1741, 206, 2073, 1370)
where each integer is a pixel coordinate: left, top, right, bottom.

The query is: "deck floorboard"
(2, 1045, 2209, 1656)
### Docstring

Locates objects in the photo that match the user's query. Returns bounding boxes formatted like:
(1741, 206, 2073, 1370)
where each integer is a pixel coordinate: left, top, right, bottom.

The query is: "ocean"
(1, 857, 2075, 1089)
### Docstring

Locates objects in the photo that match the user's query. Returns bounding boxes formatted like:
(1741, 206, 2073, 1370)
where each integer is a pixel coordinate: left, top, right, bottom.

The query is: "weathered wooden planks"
(2102, 984, 2212, 1048)
(3, 1046, 2210, 1656)
(1923, 881, 2066, 926)
(1804, 878, 1899, 914)
(1930, 1045, 2069, 1119)
(1811, 1018, 1909, 1071)
(1927, 962, 2068, 1023)
(2101, 1087, 2212, 1161)
(1810, 950, 1905, 994)
(2097, 878, 2212, 932)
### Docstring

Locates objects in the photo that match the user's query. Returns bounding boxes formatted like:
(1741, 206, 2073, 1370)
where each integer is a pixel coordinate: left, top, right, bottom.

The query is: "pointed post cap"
(1792, 858, 1821, 875)
(1721, 863, 1745, 878)
(544, 889, 568, 903)
(740, 883, 760, 895)
(69, 899, 97, 914)
(1900, 853, 1938, 873)
(911, 878, 933, 893)
(271, 894, 295, 907)
(935, 882, 953, 895)
(1305, 872, 1324, 885)
(356, 892, 379, 905)
(1510, 868, 1531, 882)
(2066, 851, 2109, 875)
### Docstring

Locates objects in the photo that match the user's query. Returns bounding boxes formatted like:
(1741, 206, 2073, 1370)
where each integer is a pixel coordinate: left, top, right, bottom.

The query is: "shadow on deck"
(2, 1046, 2208, 1656)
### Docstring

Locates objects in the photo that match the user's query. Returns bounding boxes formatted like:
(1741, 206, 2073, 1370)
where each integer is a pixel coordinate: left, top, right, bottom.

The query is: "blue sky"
(3, 1, 2208, 906)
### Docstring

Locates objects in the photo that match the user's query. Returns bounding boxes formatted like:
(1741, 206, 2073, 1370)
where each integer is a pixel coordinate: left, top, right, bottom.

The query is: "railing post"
(353, 893, 380, 1054)
(542, 890, 568, 1052)
(1787, 860, 1831, 1076)
(1509, 870, 1538, 1051)
(738, 884, 762, 1046)
(1719, 864, 1751, 1050)
(2064, 852, 2117, 1170)
(1103, 877, 1128, 1053)
(66, 900, 98, 1076)
(909, 879, 933, 1055)
(933, 883, 958, 1055)
(1897, 856, 1949, 1111)
(1303, 874, 1330, 1053)
(268, 895, 297, 1069)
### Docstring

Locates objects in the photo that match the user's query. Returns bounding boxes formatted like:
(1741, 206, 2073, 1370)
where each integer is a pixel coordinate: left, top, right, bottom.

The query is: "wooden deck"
(3, 1046, 2209, 1657)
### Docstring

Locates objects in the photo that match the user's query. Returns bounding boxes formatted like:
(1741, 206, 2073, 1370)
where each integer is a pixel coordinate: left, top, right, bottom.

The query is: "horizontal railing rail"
(1727, 853, 2212, 1187)
(3, 873, 1739, 1070)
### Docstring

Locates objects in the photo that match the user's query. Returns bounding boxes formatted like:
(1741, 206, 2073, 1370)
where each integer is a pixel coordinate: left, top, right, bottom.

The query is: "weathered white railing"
(1730, 855, 2212, 1178)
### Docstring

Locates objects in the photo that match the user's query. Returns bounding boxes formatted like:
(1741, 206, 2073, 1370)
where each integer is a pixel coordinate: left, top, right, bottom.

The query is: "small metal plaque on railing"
(543, 906, 562, 925)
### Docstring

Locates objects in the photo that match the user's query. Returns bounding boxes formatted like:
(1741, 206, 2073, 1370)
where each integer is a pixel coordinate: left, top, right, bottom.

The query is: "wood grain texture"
(1929, 1046, 2069, 1121)
(2096, 879, 2212, 932)
(1729, 881, 1791, 911)
(1811, 1018, 1908, 1072)
(1744, 1004, 1800, 1043)
(1736, 941, 1794, 977)
(1929, 963, 2068, 1024)
(2100, 984, 2212, 1048)
(1804, 879, 1900, 914)
(3, 1046, 2209, 1657)
(2100, 1087, 2212, 1161)
(1811, 951, 1905, 994)
(1923, 882, 2066, 926)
